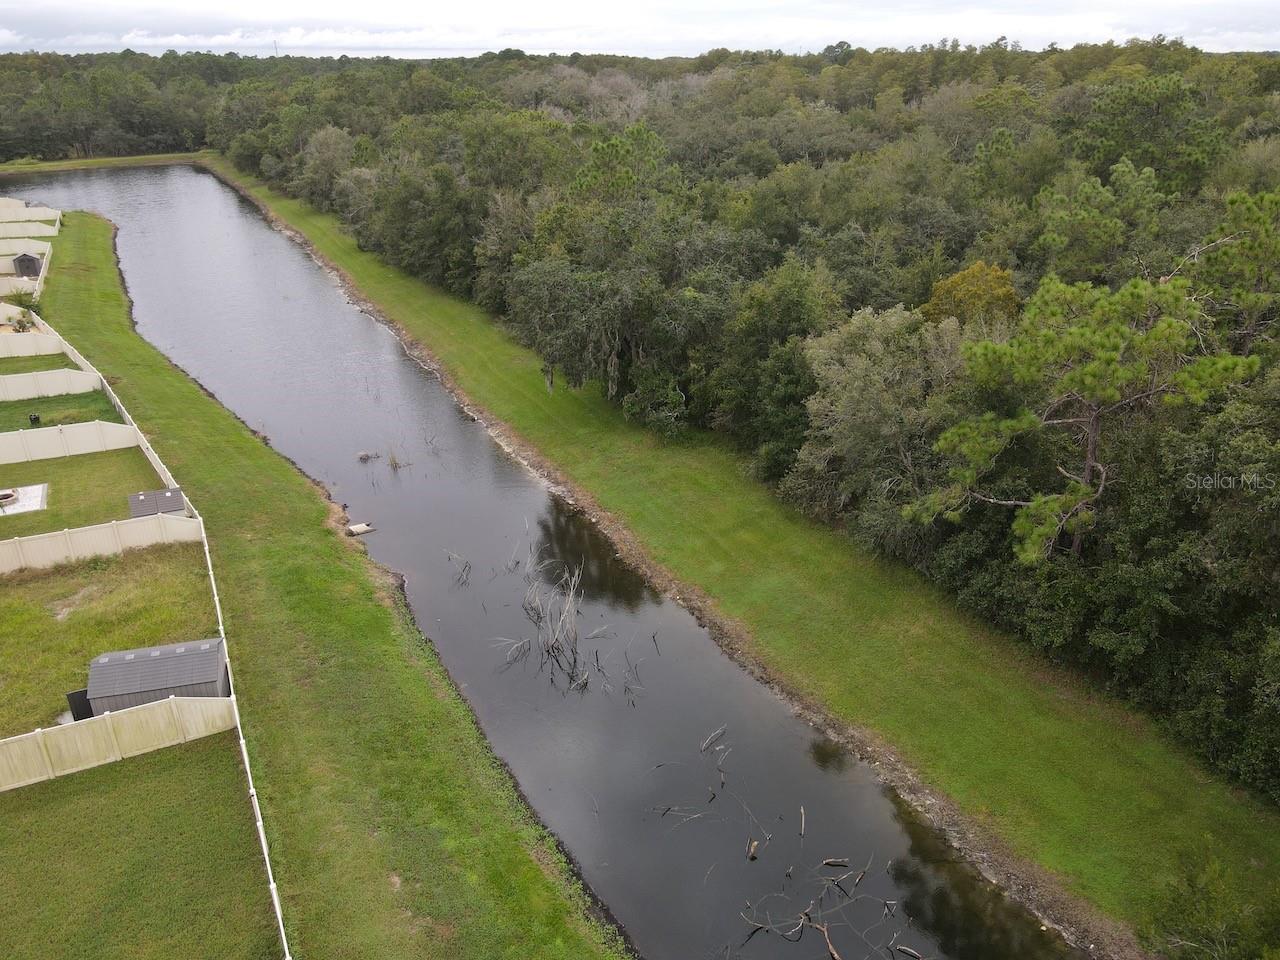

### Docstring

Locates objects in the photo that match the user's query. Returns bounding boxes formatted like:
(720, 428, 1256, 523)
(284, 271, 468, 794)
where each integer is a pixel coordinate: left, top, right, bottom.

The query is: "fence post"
(169, 696, 188, 743)
(33, 728, 55, 781)
(104, 711, 123, 762)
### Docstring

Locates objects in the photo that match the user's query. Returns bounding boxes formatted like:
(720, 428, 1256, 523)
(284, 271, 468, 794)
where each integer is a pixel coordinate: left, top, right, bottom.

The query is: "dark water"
(8, 166, 1078, 960)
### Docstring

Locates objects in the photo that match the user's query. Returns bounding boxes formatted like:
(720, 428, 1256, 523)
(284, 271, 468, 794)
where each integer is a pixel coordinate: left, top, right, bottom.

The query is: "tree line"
(4, 40, 1279, 820)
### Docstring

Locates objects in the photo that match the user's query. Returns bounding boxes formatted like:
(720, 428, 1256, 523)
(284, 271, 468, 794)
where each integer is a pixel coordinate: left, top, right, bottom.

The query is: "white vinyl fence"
(1, 303, 28, 324)
(0, 695, 237, 791)
(0, 331, 64, 357)
(0, 199, 61, 226)
(0, 512, 204, 575)
(0, 222, 58, 238)
(0, 277, 36, 297)
(0, 369, 101, 401)
(0, 419, 141, 463)
(0, 238, 51, 299)
(0, 310, 294, 958)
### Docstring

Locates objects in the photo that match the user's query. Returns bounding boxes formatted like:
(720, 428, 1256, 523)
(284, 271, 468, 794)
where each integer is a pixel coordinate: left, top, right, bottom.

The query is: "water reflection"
(887, 793, 1059, 960)
(809, 735, 852, 773)
(532, 496, 659, 608)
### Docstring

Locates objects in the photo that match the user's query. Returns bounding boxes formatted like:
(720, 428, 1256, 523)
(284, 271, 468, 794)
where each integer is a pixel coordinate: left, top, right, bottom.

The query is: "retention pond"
(9, 165, 1080, 960)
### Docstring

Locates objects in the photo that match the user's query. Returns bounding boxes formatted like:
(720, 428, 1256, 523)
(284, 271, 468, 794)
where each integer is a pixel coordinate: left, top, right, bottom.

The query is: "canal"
(8, 165, 1077, 960)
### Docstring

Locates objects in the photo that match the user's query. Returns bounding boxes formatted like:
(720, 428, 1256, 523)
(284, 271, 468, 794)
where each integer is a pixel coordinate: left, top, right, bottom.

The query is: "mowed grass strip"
(0, 543, 217, 737)
(0, 389, 122, 432)
(0, 446, 159, 538)
(0, 732, 280, 960)
(0, 151, 201, 175)
(195, 155, 1280, 926)
(36, 211, 622, 959)
(0, 351, 77, 374)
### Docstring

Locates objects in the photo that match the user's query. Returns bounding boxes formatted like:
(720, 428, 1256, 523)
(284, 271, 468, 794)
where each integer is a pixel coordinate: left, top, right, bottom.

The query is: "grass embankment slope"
(0, 543, 216, 736)
(198, 155, 1280, 929)
(0, 732, 279, 960)
(0, 388, 122, 431)
(35, 211, 622, 959)
(0, 151, 201, 175)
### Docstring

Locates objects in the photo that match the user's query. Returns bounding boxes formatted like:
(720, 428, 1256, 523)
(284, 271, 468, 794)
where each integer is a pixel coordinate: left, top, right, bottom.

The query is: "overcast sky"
(0, 0, 1276, 58)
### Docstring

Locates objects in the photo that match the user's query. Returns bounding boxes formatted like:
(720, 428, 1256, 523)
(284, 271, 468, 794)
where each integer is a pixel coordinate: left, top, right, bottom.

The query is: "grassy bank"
(0, 389, 122, 431)
(0, 543, 217, 736)
(35, 211, 622, 958)
(0, 446, 159, 538)
(0, 732, 280, 960)
(188, 153, 1280, 931)
(0, 152, 201, 175)
(0, 352, 77, 374)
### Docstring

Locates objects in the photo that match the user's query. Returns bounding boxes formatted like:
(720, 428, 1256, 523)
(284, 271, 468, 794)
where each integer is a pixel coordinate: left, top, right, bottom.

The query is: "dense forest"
(4, 40, 1279, 810)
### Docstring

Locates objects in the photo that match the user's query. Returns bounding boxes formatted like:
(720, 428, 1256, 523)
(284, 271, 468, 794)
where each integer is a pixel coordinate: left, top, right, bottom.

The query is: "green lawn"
(0, 352, 77, 374)
(0, 543, 217, 737)
(0, 151, 201, 175)
(0, 446, 159, 538)
(191, 154, 1280, 931)
(0, 732, 280, 960)
(0, 389, 122, 432)
(29, 211, 622, 958)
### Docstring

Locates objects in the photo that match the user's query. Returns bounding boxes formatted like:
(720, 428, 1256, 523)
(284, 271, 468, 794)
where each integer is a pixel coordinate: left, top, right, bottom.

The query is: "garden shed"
(128, 487, 187, 518)
(13, 253, 40, 279)
(86, 638, 229, 715)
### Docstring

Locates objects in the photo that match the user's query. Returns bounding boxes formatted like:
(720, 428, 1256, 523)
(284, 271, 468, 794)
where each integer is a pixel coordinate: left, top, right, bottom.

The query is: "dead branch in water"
(446, 551, 472, 586)
(700, 724, 727, 752)
(734, 850, 930, 960)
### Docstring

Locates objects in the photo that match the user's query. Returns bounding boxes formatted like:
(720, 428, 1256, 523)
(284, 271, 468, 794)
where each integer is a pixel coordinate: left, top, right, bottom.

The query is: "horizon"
(0, 0, 1278, 58)
(4, 38, 1280, 61)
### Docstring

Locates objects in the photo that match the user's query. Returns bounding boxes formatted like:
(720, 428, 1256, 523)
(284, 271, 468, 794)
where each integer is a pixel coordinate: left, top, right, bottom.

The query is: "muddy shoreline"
(199, 159, 1151, 960)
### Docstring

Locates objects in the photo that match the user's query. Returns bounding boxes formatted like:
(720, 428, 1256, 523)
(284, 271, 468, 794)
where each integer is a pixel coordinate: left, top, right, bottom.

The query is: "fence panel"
(0, 697, 237, 792)
(112, 701, 183, 758)
(65, 523, 126, 560)
(0, 420, 139, 464)
(0, 222, 58, 238)
(0, 205, 61, 224)
(0, 369, 100, 402)
(0, 332, 64, 358)
(173, 697, 238, 739)
(0, 732, 49, 790)
(0, 514, 203, 575)
(40, 715, 120, 777)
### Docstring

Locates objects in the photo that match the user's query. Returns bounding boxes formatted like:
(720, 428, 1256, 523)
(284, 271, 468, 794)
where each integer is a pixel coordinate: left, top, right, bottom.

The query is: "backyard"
(0, 732, 280, 960)
(0, 352, 77, 374)
(0, 445, 160, 538)
(0, 388, 121, 432)
(0, 542, 218, 736)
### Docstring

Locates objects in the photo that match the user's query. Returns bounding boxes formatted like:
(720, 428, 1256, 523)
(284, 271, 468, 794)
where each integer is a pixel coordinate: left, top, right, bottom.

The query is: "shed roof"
(87, 638, 225, 700)
(128, 487, 185, 519)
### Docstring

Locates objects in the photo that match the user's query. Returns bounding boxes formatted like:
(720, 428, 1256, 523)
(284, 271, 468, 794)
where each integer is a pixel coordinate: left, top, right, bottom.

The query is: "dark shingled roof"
(87, 638, 225, 700)
(128, 487, 185, 519)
